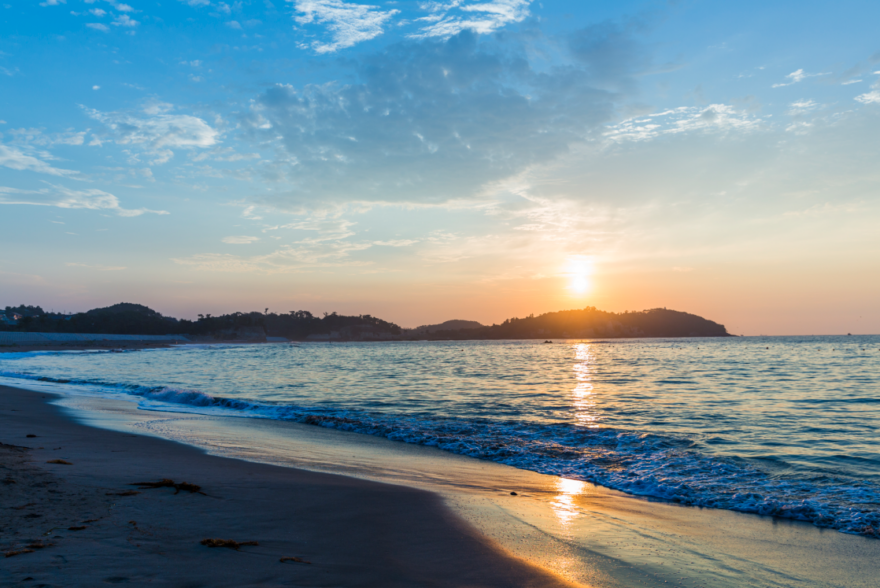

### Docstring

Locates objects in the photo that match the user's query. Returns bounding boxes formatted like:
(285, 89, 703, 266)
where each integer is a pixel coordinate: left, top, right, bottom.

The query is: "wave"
(1, 369, 878, 538)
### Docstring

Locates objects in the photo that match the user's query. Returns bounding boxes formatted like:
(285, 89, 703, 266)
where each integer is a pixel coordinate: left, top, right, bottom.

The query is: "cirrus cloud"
(291, 0, 400, 54)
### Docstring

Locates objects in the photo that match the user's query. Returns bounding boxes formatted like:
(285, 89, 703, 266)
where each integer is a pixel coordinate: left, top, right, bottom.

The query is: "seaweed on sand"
(130, 479, 206, 495)
(200, 538, 259, 551)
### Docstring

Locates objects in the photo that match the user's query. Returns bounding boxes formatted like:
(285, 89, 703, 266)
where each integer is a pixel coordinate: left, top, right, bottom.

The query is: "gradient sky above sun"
(1, 0, 878, 335)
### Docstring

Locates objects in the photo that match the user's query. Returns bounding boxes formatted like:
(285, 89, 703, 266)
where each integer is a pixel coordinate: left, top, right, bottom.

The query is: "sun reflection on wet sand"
(552, 477, 588, 526)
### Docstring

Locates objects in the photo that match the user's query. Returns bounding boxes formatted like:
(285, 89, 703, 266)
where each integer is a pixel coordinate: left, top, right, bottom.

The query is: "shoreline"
(0, 385, 574, 587)
(5, 382, 880, 588)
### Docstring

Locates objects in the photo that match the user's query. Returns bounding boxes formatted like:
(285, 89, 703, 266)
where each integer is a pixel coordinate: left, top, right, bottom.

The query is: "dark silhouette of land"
(2, 303, 730, 342)
(410, 320, 485, 334)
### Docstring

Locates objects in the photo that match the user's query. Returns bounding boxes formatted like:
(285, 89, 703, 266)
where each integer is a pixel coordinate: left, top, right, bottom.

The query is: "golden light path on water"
(551, 344, 596, 528)
(572, 343, 599, 428)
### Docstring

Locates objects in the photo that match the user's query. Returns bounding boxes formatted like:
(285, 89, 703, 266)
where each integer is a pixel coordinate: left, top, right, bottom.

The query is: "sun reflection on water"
(572, 343, 599, 428)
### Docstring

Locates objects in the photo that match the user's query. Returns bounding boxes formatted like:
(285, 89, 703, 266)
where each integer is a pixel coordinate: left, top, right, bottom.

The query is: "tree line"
(1, 303, 730, 340)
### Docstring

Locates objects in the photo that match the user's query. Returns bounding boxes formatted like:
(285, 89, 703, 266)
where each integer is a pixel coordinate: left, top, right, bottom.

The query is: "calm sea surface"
(2, 336, 878, 536)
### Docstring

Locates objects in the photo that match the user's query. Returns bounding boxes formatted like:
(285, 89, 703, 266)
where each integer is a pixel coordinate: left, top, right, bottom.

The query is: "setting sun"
(567, 257, 594, 295)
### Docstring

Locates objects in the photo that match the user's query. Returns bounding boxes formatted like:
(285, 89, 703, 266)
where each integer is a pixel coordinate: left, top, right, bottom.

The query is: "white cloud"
(242, 205, 263, 220)
(772, 68, 829, 88)
(842, 79, 863, 85)
(84, 105, 219, 163)
(374, 239, 418, 246)
(112, 14, 138, 27)
(787, 99, 818, 116)
(7, 127, 88, 147)
(111, 2, 134, 11)
(291, 0, 400, 53)
(605, 104, 763, 143)
(52, 185, 167, 216)
(226, 20, 242, 29)
(86, 22, 109, 31)
(180, 0, 211, 6)
(0, 144, 78, 176)
(222, 235, 261, 244)
(92, 85, 100, 90)
(39, 0, 65, 5)
(413, 0, 531, 38)
(855, 81, 880, 104)
(89, 8, 106, 16)
(0, 184, 168, 217)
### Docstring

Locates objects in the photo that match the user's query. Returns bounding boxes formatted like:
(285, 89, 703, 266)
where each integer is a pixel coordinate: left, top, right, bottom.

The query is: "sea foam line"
(0, 369, 878, 538)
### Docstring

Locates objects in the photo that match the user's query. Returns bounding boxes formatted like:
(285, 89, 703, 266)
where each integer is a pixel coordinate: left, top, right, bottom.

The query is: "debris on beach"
(106, 490, 141, 496)
(510, 491, 518, 495)
(131, 479, 205, 495)
(4, 548, 34, 558)
(25, 541, 53, 550)
(200, 538, 259, 551)
(26, 434, 37, 438)
(68, 526, 87, 531)
(280, 556, 312, 564)
(46, 459, 72, 465)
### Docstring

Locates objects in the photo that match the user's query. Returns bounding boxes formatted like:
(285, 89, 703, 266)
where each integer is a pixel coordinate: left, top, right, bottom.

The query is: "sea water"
(1, 336, 878, 538)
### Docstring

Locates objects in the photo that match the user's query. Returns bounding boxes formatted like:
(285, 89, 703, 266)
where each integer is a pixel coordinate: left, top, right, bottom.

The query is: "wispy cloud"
(605, 104, 763, 143)
(0, 184, 168, 217)
(373, 239, 418, 247)
(787, 99, 819, 116)
(239, 26, 641, 208)
(412, 0, 531, 39)
(173, 240, 374, 273)
(855, 80, 880, 104)
(292, 0, 399, 53)
(84, 104, 219, 164)
(0, 144, 79, 176)
(112, 14, 139, 27)
(772, 68, 829, 88)
(222, 235, 260, 244)
(66, 262, 127, 271)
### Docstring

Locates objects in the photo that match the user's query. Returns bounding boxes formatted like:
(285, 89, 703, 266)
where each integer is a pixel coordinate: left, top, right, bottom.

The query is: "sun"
(566, 256, 594, 295)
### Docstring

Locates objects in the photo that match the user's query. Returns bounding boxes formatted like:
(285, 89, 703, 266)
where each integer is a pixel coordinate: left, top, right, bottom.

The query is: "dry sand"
(0, 385, 575, 588)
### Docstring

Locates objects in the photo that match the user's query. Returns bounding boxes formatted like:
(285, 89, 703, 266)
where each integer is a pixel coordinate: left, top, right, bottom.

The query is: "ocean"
(1, 335, 878, 538)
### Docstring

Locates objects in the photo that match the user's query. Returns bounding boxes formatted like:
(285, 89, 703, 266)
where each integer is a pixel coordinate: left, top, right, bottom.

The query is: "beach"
(3, 339, 880, 588)
(0, 385, 573, 588)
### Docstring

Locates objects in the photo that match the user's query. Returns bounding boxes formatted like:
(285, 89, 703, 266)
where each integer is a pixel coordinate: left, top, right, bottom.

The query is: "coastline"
(0, 385, 574, 587)
(4, 340, 880, 588)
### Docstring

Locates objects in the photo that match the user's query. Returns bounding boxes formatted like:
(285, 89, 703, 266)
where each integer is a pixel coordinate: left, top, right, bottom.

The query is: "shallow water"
(1, 335, 878, 537)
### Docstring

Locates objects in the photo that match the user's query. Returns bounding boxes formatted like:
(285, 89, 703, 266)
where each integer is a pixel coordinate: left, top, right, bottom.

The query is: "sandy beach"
(0, 385, 574, 588)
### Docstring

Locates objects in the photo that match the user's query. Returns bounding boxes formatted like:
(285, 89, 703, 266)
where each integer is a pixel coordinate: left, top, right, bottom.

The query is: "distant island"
(1, 303, 731, 341)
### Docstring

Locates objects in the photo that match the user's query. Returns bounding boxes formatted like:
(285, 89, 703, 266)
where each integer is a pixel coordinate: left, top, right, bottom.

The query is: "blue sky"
(2, 0, 879, 334)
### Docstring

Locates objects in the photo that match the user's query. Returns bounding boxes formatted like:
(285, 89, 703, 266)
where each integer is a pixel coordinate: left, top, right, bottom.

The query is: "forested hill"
(1, 303, 730, 340)
(418, 307, 730, 339)
(1, 303, 402, 341)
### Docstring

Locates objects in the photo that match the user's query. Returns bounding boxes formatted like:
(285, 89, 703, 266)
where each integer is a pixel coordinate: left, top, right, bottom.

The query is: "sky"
(1, 0, 879, 335)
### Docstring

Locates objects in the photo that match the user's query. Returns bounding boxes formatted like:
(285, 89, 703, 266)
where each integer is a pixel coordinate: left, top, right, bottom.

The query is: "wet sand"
(0, 385, 575, 588)
(49, 391, 880, 588)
